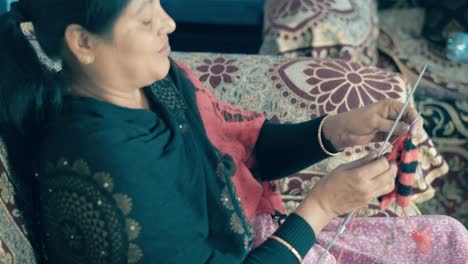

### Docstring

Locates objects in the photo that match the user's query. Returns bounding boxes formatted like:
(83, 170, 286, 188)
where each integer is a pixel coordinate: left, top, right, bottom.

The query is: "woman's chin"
(148, 58, 171, 84)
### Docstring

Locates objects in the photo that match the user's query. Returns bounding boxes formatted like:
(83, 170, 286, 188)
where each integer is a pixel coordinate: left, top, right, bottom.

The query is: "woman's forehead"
(125, 0, 154, 17)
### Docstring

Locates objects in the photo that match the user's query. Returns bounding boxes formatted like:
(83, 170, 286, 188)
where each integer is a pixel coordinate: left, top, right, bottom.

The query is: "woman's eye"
(142, 20, 152, 26)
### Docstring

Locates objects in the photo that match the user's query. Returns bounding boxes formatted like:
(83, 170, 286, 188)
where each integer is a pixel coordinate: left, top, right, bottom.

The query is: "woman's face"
(72, 0, 176, 91)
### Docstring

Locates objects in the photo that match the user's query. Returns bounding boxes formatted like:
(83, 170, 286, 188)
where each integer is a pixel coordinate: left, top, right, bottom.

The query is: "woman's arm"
(243, 213, 320, 263)
(253, 116, 339, 181)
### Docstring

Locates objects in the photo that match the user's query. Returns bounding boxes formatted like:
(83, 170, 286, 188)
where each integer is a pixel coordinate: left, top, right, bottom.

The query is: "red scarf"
(177, 61, 285, 221)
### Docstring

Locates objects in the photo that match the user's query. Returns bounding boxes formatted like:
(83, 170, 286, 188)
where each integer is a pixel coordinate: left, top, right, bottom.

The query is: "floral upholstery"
(260, 0, 380, 66)
(378, 8, 468, 99)
(171, 52, 448, 216)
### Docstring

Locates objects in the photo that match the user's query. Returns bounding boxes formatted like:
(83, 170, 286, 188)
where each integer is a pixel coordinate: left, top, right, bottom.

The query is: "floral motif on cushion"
(195, 57, 240, 90)
(260, 0, 379, 66)
(378, 8, 468, 98)
(267, 58, 406, 118)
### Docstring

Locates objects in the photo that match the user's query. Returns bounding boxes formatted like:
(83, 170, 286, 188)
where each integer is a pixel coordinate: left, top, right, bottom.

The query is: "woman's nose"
(156, 9, 176, 36)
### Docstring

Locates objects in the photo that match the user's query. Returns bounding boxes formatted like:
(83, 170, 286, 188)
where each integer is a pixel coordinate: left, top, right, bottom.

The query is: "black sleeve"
(253, 116, 340, 181)
(243, 213, 317, 263)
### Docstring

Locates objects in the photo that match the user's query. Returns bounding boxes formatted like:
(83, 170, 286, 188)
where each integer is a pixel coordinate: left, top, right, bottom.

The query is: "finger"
(376, 117, 410, 137)
(343, 151, 379, 170)
(410, 115, 424, 138)
(370, 161, 398, 197)
(347, 154, 390, 180)
(372, 132, 399, 143)
(383, 100, 419, 126)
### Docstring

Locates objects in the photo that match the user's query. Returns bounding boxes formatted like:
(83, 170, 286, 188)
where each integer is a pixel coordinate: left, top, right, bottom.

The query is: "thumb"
(344, 150, 379, 170)
(378, 118, 410, 137)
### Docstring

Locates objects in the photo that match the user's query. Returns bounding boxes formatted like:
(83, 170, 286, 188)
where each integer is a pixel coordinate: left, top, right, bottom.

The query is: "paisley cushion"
(260, 0, 379, 66)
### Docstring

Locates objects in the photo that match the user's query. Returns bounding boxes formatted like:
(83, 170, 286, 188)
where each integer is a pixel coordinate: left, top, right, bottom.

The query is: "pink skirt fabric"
(251, 213, 468, 264)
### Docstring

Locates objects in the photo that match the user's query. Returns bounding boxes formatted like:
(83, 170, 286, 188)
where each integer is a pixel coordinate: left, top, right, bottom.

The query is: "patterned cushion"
(260, 0, 379, 66)
(0, 138, 37, 264)
(379, 8, 468, 99)
(415, 96, 468, 227)
(171, 52, 449, 217)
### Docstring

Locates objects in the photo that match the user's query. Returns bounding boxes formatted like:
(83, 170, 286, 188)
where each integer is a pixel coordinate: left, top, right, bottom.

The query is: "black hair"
(0, 0, 130, 134)
(0, 0, 131, 254)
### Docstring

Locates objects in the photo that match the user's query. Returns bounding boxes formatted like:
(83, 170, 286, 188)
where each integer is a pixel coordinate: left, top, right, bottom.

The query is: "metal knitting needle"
(377, 64, 427, 156)
(317, 64, 428, 264)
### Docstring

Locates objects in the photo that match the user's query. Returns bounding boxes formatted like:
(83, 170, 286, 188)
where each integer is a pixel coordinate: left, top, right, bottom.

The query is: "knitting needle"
(377, 64, 427, 156)
(317, 64, 428, 264)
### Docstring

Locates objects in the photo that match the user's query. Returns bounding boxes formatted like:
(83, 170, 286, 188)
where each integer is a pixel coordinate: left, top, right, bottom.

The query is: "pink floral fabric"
(252, 213, 468, 263)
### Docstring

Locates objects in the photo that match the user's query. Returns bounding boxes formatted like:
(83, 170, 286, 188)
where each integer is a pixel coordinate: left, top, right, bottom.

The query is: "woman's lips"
(159, 44, 171, 55)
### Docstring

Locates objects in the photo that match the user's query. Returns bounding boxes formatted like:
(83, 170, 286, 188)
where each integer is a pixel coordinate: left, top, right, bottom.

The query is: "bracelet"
(318, 115, 340, 156)
(269, 235, 303, 264)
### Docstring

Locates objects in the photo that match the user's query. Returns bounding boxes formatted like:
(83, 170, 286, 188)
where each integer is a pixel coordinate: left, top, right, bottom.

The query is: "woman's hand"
(322, 99, 424, 151)
(295, 152, 398, 234)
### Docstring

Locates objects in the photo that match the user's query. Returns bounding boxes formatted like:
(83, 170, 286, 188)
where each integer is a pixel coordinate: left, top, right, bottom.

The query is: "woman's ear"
(64, 24, 98, 65)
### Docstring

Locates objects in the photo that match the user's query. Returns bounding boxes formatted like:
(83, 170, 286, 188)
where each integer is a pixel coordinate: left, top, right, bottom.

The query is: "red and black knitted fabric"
(379, 133, 419, 211)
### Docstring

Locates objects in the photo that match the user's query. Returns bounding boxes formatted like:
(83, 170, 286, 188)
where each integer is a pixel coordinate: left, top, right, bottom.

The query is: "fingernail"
(402, 123, 410, 132)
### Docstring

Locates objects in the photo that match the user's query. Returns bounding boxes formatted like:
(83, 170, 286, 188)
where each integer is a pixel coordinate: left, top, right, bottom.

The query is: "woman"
(0, 0, 466, 263)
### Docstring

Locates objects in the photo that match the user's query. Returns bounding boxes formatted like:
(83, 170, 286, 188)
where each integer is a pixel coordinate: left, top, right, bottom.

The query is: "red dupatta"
(176, 61, 285, 221)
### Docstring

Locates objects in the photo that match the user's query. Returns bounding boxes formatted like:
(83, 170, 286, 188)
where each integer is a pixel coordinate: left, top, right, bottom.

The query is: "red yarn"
(383, 133, 433, 254)
(338, 133, 433, 261)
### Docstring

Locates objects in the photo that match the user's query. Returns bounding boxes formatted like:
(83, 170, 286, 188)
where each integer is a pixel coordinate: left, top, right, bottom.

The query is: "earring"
(83, 57, 94, 65)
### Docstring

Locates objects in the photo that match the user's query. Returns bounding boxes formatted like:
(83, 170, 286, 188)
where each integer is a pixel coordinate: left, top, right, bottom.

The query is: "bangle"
(269, 235, 303, 264)
(318, 115, 340, 156)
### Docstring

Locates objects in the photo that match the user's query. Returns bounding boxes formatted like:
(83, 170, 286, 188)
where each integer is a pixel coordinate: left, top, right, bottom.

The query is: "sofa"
(0, 45, 448, 262)
(0, 1, 459, 263)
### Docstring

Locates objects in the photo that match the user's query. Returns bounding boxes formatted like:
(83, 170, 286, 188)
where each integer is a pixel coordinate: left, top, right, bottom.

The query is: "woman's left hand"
(322, 99, 424, 151)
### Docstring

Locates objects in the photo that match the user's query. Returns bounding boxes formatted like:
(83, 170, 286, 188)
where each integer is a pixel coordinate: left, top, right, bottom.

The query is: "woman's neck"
(70, 78, 151, 110)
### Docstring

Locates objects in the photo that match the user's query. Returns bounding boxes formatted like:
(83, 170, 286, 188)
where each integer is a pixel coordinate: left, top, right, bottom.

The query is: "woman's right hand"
(295, 152, 398, 234)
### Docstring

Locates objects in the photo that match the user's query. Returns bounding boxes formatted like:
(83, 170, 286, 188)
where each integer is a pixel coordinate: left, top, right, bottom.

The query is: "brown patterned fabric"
(172, 52, 449, 217)
(0, 138, 37, 264)
(260, 0, 379, 66)
(415, 96, 468, 227)
(378, 8, 468, 99)
(422, 0, 468, 47)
